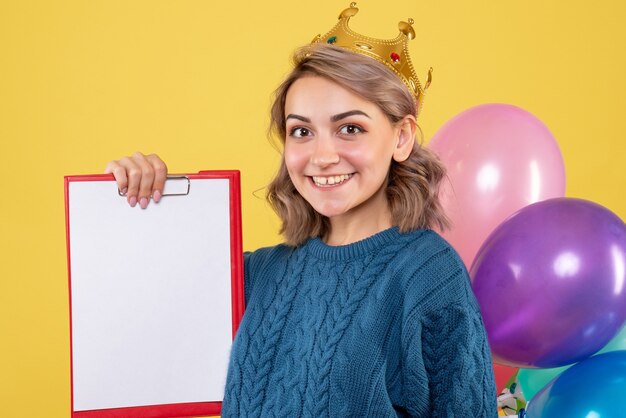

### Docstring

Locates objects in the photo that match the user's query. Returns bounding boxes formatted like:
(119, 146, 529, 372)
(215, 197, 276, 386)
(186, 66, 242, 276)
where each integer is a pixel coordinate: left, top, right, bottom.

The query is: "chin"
(309, 203, 351, 219)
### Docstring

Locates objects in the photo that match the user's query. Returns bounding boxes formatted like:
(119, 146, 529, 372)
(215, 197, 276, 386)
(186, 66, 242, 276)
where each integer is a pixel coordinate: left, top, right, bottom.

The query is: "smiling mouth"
(311, 174, 353, 187)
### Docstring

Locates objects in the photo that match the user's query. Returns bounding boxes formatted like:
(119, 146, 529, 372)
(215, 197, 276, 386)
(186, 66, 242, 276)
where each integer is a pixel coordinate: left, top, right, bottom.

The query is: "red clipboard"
(65, 171, 244, 418)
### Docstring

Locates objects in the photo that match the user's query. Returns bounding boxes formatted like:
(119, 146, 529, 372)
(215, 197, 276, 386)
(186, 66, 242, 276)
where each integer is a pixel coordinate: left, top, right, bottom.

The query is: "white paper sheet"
(68, 178, 233, 411)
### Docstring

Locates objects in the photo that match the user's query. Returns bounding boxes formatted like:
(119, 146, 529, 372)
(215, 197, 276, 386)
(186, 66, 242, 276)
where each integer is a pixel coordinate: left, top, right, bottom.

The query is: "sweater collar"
(305, 227, 409, 261)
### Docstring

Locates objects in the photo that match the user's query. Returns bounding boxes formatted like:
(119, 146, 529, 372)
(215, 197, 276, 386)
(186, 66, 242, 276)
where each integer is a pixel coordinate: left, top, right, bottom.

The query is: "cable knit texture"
(221, 228, 497, 417)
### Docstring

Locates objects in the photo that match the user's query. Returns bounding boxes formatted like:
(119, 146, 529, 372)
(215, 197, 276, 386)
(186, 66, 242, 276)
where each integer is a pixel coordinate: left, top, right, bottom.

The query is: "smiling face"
(283, 75, 415, 233)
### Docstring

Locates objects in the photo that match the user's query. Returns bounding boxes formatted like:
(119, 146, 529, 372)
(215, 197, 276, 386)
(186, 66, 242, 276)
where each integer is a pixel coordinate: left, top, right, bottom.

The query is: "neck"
(323, 186, 393, 246)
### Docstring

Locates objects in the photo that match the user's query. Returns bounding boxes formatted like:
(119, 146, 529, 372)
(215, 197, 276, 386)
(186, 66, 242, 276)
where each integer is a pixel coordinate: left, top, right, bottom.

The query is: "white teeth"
(312, 174, 352, 187)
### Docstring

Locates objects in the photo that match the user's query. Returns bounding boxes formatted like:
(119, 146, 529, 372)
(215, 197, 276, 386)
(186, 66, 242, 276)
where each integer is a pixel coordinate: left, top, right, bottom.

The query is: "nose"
(310, 136, 340, 167)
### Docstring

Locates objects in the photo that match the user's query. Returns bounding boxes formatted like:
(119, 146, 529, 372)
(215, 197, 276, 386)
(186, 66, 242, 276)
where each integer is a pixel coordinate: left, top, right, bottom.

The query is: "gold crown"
(312, 2, 432, 113)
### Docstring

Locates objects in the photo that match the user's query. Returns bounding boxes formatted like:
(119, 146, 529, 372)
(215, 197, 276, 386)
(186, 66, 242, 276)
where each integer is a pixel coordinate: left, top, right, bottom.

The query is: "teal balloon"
(519, 324, 626, 401)
(517, 366, 568, 401)
(525, 351, 626, 417)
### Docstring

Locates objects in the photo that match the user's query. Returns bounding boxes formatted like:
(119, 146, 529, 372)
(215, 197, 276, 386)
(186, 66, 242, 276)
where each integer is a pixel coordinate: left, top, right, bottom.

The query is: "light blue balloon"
(525, 350, 626, 417)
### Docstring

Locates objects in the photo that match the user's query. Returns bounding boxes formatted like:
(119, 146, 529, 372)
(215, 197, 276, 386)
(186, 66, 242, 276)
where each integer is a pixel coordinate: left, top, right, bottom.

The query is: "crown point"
(408, 18, 414, 25)
(425, 67, 433, 90)
(398, 21, 416, 40)
(340, 3, 359, 19)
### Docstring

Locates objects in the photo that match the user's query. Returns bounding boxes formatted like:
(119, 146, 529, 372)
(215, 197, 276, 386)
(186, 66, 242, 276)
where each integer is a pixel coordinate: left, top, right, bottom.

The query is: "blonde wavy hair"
(267, 44, 450, 246)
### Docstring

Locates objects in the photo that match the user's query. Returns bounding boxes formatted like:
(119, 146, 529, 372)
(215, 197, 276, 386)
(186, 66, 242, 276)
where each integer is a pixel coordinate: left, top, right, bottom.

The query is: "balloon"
(599, 323, 626, 353)
(518, 324, 626, 400)
(429, 104, 565, 268)
(471, 198, 626, 368)
(525, 351, 626, 417)
(494, 363, 518, 392)
(517, 366, 568, 402)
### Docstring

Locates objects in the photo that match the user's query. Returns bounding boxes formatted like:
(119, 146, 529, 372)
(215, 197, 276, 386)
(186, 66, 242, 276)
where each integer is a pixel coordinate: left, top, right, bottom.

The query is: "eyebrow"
(285, 110, 371, 123)
(286, 114, 311, 123)
(331, 110, 371, 122)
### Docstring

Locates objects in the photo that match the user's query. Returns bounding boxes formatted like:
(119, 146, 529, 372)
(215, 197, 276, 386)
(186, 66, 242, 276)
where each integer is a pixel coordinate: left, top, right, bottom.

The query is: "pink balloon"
(429, 104, 565, 268)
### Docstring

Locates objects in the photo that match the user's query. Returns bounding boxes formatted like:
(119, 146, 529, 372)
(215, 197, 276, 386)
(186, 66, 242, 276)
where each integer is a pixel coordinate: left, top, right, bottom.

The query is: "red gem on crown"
(390, 52, 401, 63)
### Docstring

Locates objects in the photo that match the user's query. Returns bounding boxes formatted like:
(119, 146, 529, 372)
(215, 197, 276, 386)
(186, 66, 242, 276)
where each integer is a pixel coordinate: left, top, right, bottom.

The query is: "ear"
(392, 115, 417, 162)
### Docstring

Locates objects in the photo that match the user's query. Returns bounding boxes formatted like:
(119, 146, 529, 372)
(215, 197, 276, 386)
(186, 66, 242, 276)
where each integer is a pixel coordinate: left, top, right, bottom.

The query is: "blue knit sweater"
(222, 228, 497, 417)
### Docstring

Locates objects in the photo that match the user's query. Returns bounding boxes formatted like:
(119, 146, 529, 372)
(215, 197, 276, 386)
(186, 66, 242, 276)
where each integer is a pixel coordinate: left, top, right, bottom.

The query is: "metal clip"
(118, 175, 190, 197)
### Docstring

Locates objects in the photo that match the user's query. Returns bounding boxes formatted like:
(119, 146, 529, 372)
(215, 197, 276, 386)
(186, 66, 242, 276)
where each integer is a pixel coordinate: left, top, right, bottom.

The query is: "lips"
(311, 173, 353, 187)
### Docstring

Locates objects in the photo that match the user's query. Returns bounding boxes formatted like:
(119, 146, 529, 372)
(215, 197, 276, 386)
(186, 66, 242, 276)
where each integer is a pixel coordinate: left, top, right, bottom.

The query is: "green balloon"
(517, 365, 568, 401)
(518, 324, 626, 401)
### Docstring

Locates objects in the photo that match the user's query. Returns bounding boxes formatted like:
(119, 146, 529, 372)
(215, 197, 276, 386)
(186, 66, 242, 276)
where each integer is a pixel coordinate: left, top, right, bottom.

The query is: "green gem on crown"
(327, 36, 337, 44)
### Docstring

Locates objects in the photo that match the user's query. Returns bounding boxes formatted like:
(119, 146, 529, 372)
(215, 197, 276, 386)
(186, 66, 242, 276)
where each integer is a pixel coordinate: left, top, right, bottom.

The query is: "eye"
(289, 127, 312, 138)
(339, 124, 365, 135)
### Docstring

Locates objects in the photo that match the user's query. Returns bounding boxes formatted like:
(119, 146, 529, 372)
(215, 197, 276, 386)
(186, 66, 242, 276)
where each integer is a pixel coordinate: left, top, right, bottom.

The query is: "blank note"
(68, 178, 233, 411)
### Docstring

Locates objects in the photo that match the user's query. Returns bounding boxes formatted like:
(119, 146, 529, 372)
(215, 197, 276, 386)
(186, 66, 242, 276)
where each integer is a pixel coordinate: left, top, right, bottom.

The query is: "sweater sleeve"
(243, 244, 293, 306)
(402, 262, 497, 416)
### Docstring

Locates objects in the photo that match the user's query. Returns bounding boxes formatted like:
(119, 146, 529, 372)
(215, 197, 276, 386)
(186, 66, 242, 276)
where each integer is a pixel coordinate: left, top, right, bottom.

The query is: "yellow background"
(1, 0, 625, 416)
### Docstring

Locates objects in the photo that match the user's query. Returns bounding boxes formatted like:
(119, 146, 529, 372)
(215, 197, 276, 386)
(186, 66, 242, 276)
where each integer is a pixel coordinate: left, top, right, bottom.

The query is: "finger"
(146, 154, 168, 203)
(131, 152, 155, 209)
(104, 160, 129, 196)
(118, 156, 143, 207)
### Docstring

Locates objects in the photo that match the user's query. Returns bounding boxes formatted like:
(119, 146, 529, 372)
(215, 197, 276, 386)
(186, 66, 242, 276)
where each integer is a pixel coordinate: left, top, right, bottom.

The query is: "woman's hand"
(104, 152, 168, 209)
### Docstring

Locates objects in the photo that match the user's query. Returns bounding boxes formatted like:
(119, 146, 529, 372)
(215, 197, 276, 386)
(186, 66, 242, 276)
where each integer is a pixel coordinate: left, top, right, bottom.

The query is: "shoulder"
(244, 243, 294, 278)
(393, 229, 475, 313)
(397, 228, 461, 260)
(394, 229, 467, 288)
(243, 243, 295, 303)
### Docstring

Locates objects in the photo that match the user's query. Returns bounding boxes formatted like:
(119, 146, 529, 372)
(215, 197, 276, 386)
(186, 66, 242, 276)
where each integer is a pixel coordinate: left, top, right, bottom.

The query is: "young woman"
(105, 24, 497, 418)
